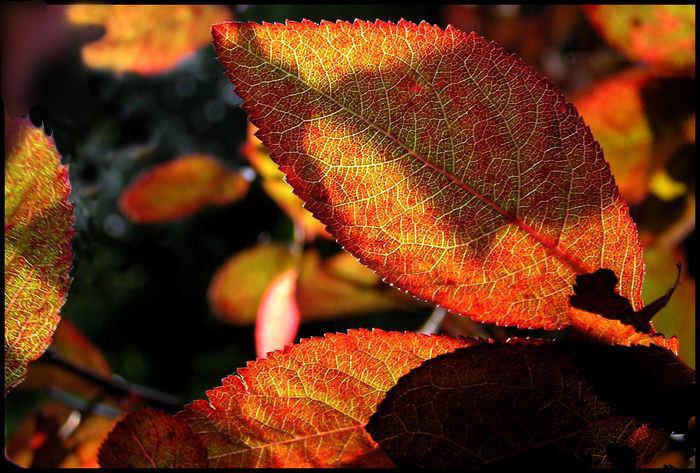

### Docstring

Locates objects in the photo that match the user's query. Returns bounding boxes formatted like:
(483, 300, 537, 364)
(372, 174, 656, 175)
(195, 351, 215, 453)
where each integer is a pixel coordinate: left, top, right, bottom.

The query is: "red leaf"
(212, 20, 644, 336)
(255, 267, 300, 358)
(98, 407, 208, 468)
(5, 115, 74, 393)
(99, 330, 475, 467)
(367, 340, 695, 468)
(119, 154, 249, 223)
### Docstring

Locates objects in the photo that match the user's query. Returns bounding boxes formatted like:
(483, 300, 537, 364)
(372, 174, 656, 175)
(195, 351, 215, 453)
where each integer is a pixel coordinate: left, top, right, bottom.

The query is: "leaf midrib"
(228, 32, 588, 275)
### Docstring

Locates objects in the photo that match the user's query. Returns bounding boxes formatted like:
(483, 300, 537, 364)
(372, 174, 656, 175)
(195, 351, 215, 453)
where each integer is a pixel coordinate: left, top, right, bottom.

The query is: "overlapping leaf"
(584, 5, 695, 71)
(119, 154, 249, 223)
(66, 5, 231, 74)
(212, 20, 645, 335)
(242, 123, 330, 240)
(98, 408, 207, 468)
(367, 340, 695, 468)
(574, 69, 654, 205)
(208, 244, 419, 326)
(5, 116, 74, 394)
(99, 329, 475, 467)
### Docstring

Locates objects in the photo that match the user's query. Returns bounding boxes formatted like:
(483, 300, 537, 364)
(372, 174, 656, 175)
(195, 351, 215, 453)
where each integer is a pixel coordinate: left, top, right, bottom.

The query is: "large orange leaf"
(212, 20, 644, 334)
(5, 116, 74, 394)
(584, 5, 695, 72)
(66, 5, 231, 74)
(242, 122, 330, 241)
(367, 340, 695, 468)
(574, 69, 654, 205)
(99, 329, 474, 467)
(119, 154, 249, 223)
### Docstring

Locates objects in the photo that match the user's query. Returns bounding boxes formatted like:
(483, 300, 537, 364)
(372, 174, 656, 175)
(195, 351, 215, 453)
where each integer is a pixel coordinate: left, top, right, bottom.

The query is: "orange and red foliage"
(585, 5, 695, 72)
(65, 5, 232, 74)
(99, 330, 475, 467)
(5, 115, 74, 393)
(211, 20, 645, 340)
(119, 154, 249, 223)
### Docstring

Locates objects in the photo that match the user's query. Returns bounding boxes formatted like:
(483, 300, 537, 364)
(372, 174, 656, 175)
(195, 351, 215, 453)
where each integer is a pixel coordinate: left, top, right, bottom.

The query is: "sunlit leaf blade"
(585, 5, 695, 71)
(119, 154, 249, 223)
(6, 401, 117, 468)
(242, 123, 330, 241)
(99, 330, 475, 467)
(643, 246, 695, 368)
(255, 268, 300, 358)
(98, 407, 208, 468)
(574, 69, 654, 205)
(208, 243, 299, 326)
(295, 250, 421, 320)
(212, 20, 644, 332)
(19, 319, 112, 398)
(5, 116, 74, 394)
(66, 5, 232, 74)
(367, 340, 694, 468)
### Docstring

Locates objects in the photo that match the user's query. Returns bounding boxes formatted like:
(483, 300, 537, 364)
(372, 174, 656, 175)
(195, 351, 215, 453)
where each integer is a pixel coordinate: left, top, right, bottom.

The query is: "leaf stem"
(418, 307, 446, 334)
(37, 347, 186, 412)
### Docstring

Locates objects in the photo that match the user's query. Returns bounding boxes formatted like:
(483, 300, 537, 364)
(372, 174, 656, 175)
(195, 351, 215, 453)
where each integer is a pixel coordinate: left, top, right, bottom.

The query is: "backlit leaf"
(97, 407, 208, 468)
(212, 20, 644, 334)
(295, 250, 421, 320)
(5, 116, 74, 394)
(643, 246, 695, 368)
(255, 268, 300, 358)
(6, 402, 118, 468)
(574, 69, 654, 204)
(66, 5, 231, 74)
(242, 123, 330, 240)
(208, 244, 420, 326)
(585, 5, 695, 71)
(119, 154, 249, 223)
(208, 243, 299, 326)
(367, 340, 695, 468)
(99, 329, 475, 467)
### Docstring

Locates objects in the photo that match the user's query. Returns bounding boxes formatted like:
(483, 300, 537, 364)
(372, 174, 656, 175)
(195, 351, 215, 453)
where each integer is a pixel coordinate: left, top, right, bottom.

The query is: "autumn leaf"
(574, 69, 654, 205)
(99, 329, 475, 467)
(6, 402, 118, 468)
(242, 123, 330, 241)
(255, 267, 300, 358)
(367, 340, 695, 468)
(208, 243, 299, 326)
(208, 244, 419, 326)
(19, 319, 112, 399)
(643, 246, 695, 368)
(97, 407, 208, 468)
(66, 5, 231, 74)
(5, 115, 74, 394)
(212, 20, 645, 336)
(295, 250, 421, 320)
(119, 154, 249, 224)
(584, 5, 695, 72)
